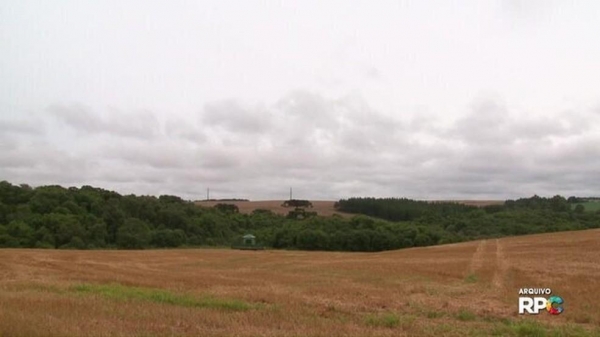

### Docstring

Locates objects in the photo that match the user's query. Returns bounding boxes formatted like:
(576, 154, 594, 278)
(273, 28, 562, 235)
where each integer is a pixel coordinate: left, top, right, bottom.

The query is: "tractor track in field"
(467, 239, 509, 290)
(468, 240, 487, 275)
(492, 239, 508, 289)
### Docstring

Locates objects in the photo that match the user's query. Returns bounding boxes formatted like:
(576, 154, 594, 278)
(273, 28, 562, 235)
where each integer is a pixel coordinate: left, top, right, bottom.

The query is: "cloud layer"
(2, 1, 600, 200)
(2, 91, 599, 200)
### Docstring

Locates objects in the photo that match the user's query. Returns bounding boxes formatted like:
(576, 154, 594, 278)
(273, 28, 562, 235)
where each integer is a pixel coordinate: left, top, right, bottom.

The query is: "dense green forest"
(0, 181, 598, 251)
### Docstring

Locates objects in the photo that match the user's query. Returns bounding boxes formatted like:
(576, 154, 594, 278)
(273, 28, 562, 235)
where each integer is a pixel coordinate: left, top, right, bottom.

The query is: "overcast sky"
(2, 1, 600, 200)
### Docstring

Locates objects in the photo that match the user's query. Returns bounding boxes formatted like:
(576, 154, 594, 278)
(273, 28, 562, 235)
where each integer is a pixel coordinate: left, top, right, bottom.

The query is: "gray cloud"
(0, 141, 90, 185)
(0, 119, 43, 135)
(165, 119, 207, 144)
(2, 91, 600, 201)
(202, 100, 271, 134)
(364, 67, 382, 81)
(3, 1, 600, 201)
(49, 104, 161, 139)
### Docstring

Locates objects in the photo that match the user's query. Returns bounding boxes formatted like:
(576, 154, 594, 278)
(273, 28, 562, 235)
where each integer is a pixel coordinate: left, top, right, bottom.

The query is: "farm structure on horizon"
(231, 234, 265, 251)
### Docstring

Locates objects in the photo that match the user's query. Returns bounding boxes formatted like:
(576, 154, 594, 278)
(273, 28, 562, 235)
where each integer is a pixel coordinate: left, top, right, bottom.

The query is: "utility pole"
(207, 188, 210, 201)
(290, 187, 292, 200)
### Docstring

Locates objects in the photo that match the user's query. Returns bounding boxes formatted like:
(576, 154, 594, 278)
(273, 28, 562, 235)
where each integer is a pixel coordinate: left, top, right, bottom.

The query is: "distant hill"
(195, 200, 350, 217)
(195, 199, 506, 219)
(430, 200, 505, 207)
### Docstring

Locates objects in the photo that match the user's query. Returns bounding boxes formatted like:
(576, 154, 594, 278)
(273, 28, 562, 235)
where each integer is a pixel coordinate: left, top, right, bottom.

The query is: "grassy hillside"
(1, 229, 599, 336)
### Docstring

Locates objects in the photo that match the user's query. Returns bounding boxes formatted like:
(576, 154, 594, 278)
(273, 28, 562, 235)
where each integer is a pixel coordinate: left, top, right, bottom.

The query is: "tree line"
(1, 181, 598, 251)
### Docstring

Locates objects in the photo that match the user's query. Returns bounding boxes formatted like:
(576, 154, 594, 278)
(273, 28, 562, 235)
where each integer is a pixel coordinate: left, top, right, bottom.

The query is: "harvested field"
(1, 229, 599, 336)
(195, 200, 350, 217)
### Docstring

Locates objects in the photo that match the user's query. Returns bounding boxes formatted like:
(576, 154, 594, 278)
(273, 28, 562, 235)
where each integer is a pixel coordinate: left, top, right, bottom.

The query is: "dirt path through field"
(466, 238, 509, 289)
(492, 239, 508, 289)
(468, 239, 487, 275)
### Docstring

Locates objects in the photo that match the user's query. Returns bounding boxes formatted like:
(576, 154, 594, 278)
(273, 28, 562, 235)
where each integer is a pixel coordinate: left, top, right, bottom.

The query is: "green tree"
(40, 213, 84, 248)
(6, 220, 34, 247)
(29, 186, 69, 214)
(151, 229, 187, 247)
(85, 222, 108, 248)
(57, 236, 87, 249)
(296, 229, 328, 250)
(0, 201, 8, 224)
(0, 181, 32, 205)
(116, 218, 151, 249)
(34, 226, 55, 248)
(102, 199, 125, 244)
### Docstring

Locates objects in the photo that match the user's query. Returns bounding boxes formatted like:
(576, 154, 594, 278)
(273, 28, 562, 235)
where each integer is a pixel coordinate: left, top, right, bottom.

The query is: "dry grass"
(1, 229, 599, 336)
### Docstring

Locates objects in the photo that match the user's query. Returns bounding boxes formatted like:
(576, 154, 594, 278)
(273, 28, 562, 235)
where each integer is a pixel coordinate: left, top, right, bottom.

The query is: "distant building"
(242, 234, 256, 246)
(232, 233, 264, 250)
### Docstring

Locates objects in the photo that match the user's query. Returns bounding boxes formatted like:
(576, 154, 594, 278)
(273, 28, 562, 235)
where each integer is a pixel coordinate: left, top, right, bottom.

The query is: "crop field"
(572, 201, 600, 212)
(1, 229, 599, 337)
